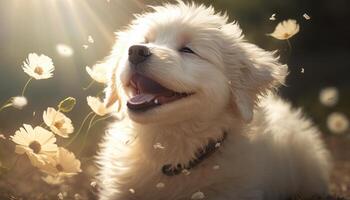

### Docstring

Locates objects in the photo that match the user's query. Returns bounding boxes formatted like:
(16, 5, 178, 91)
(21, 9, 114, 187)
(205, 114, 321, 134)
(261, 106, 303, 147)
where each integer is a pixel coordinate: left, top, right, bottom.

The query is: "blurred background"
(0, 0, 349, 199)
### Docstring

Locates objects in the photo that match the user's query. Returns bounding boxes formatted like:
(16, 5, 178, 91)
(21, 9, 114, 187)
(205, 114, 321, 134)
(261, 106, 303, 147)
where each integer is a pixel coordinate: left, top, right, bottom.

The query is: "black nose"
(128, 45, 152, 65)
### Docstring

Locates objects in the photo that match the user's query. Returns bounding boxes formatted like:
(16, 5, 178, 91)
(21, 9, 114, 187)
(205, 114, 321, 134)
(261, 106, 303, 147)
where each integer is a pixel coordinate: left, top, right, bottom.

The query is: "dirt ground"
(327, 135, 350, 199)
(0, 135, 349, 200)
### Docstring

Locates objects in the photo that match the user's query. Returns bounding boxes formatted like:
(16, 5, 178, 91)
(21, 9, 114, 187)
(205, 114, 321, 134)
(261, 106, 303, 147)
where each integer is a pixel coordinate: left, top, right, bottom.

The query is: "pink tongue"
(127, 93, 157, 110)
(127, 74, 174, 110)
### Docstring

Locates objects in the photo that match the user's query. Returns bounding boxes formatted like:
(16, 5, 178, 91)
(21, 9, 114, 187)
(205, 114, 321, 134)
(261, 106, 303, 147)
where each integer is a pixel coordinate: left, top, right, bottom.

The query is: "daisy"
(319, 87, 338, 107)
(43, 107, 74, 138)
(11, 124, 58, 166)
(22, 53, 55, 80)
(11, 96, 28, 109)
(327, 112, 349, 134)
(86, 64, 109, 84)
(268, 19, 300, 40)
(87, 96, 115, 116)
(38, 147, 82, 177)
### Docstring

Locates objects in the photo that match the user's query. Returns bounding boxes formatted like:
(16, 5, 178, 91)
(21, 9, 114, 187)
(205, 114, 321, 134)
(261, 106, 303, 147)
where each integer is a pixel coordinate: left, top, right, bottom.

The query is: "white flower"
(11, 124, 58, 166)
(327, 112, 349, 134)
(86, 64, 109, 84)
(38, 147, 82, 177)
(0, 134, 6, 140)
(88, 35, 94, 43)
(42, 175, 65, 185)
(11, 96, 28, 109)
(87, 96, 115, 116)
(191, 191, 205, 199)
(319, 87, 338, 107)
(82, 45, 89, 49)
(43, 107, 74, 138)
(269, 13, 276, 21)
(56, 44, 74, 57)
(268, 19, 300, 40)
(22, 53, 55, 80)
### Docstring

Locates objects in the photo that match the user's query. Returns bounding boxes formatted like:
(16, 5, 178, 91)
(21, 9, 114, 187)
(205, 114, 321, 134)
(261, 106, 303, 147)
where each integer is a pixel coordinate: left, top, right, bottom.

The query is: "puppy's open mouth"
(127, 73, 192, 111)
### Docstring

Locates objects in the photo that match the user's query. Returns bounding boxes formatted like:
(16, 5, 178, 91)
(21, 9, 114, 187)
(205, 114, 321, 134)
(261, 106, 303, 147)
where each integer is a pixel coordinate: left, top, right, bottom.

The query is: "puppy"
(96, 1, 331, 200)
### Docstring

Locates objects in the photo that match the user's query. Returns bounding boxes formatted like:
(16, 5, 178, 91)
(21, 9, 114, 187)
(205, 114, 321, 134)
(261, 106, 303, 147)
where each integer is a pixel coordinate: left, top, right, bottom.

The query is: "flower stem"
(83, 80, 95, 90)
(0, 103, 12, 112)
(64, 112, 94, 147)
(0, 97, 13, 112)
(90, 115, 112, 128)
(87, 114, 97, 132)
(286, 39, 292, 52)
(21, 77, 33, 96)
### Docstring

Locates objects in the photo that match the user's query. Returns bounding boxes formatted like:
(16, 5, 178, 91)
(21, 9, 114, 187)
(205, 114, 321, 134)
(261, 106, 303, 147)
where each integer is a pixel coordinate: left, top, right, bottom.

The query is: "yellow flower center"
(54, 121, 64, 130)
(34, 66, 44, 75)
(283, 33, 290, 39)
(56, 164, 64, 172)
(29, 140, 41, 154)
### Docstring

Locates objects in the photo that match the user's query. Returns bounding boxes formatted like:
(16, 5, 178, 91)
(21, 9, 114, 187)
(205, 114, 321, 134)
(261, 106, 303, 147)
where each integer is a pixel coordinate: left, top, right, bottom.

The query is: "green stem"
(0, 103, 12, 112)
(64, 112, 94, 147)
(78, 114, 113, 156)
(0, 97, 13, 112)
(90, 115, 112, 128)
(83, 80, 95, 90)
(21, 77, 33, 96)
(87, 114, 97, 132)
(286, 39, 292, 52)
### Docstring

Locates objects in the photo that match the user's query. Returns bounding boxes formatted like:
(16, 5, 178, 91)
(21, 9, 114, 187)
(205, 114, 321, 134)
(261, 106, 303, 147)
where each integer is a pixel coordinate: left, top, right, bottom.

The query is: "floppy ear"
(228, 44, 287, 122)
(222, 24, 287, 122)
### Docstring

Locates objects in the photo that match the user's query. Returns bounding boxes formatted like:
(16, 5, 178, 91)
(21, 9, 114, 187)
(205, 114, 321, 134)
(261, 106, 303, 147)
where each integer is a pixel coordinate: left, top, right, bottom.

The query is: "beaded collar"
(161, 131, 227, 176)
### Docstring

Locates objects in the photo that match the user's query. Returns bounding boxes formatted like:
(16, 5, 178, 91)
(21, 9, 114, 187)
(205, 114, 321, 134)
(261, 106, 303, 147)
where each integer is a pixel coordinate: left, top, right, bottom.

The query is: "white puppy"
(96, 2, 331, 200)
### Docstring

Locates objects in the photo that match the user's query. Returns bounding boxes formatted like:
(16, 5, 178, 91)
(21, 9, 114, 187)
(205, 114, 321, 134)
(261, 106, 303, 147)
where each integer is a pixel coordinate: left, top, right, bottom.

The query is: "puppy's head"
(102, 1, 287, 124)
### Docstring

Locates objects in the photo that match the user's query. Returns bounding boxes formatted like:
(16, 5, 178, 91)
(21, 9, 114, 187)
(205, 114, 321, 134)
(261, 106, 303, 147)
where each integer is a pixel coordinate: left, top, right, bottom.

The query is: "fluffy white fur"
(96, 2, 331, 200)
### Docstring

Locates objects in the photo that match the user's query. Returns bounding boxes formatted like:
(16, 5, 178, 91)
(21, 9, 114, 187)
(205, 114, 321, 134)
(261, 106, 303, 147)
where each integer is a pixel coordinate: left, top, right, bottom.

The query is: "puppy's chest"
(115, 150, 225, 200)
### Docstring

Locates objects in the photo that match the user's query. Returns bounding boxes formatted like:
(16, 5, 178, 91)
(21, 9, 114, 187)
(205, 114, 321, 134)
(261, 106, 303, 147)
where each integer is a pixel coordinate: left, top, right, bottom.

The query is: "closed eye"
(179, 47, 195, 54)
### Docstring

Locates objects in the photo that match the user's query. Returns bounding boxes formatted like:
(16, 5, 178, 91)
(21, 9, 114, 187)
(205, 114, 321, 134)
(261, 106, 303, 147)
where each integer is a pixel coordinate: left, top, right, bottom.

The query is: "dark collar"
(161, 131, 228, 176)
